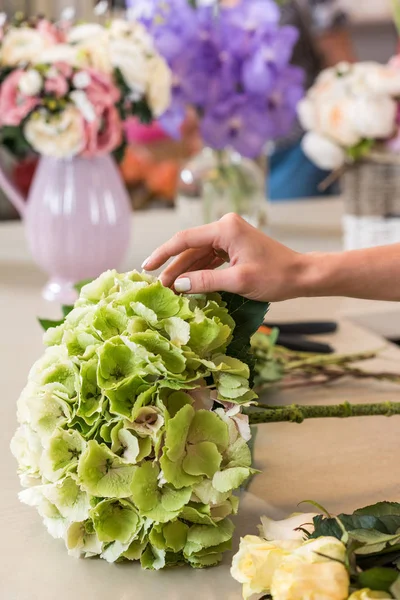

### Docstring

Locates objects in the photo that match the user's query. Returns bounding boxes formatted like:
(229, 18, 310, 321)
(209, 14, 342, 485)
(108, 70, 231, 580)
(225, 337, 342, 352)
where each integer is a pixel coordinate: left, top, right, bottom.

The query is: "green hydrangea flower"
(11, 270, 260, 569)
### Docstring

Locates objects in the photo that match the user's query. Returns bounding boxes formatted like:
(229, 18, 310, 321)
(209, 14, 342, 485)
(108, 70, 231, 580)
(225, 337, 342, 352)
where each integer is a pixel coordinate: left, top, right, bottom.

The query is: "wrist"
(295, 252, 338, 298)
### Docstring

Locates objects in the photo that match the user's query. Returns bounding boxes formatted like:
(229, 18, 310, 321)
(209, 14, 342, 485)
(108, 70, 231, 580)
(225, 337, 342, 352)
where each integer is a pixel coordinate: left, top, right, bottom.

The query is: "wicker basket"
(342, 152, 400, 250)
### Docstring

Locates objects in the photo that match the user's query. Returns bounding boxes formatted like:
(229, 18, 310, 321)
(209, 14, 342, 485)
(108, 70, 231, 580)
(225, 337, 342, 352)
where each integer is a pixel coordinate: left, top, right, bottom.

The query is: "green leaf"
(355, 503, 400, 518)
(74, 278, 94, 294)
(347, 138, 374, 162)
(61, 305, 74, 318)
(312, 513, 400, 540)
(350, 529, 400, 555)
(38, 318, 65, 332)
(220, 292, 269, 383)
(358, 567, 399, 592)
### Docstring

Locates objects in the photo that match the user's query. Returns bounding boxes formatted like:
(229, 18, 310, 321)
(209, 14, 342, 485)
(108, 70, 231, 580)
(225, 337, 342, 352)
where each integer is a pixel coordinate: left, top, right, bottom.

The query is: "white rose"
(302, 132, 346, 170)
(36, 44, 79, 66)
(72, 71, 92, 89)
(231, 535, 301, 600)
(318, 98, 361, 146)
(352, 96, 397, 139)
(70, 90, 96, 123)
(363, 64, 400, 96)
(109, 18, 134, 38)
(260, 513, 318, 542)
(24, 106, 85, 158)
(109, 38, 149, 93)
(1, 27, 53, 66)
(67, 23, 106, 44)
(109, 19, 155, 54)
(297, 97, 318, 131)
(146, 55, 172, 117)
(18, 69, 43, 96)
(75, 37, 112, 74)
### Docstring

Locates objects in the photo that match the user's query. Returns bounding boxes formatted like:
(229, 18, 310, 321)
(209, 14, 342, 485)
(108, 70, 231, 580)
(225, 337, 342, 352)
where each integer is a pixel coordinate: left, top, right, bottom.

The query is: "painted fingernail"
(141, 257, 151, 269)
(174, 277, 192, 293)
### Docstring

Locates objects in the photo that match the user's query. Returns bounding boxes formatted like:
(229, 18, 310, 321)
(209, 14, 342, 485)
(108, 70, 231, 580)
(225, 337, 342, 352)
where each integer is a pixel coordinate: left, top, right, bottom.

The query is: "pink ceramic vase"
(0, 154, 132, 304)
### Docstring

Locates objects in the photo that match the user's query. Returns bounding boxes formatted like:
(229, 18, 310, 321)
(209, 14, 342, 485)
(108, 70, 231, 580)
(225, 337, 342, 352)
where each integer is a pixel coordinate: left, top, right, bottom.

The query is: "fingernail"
(174, 277, 192, 293)
(141, 257, 150, 269)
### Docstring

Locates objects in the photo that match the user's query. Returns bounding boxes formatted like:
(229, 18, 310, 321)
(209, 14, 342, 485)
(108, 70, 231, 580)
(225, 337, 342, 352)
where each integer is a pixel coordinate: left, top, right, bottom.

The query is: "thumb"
(173, 267, 241, 295)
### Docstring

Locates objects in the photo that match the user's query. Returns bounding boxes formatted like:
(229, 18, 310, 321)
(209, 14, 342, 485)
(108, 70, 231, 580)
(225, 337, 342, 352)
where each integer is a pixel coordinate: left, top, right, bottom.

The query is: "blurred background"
(0, 0, 398, 222)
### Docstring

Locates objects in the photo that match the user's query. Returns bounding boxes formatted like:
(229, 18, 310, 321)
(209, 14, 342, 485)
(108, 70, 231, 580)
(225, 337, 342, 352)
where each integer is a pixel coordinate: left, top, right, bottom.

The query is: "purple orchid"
(129, 0, 305, 158)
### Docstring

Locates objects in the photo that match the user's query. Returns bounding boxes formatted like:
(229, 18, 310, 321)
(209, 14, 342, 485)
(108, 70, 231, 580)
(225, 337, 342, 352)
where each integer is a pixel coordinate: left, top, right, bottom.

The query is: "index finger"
(142, 222, 221, 271)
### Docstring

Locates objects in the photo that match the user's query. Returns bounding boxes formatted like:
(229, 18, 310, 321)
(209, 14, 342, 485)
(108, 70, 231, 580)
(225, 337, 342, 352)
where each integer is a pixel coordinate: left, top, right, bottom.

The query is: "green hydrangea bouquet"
(11, 270, 266, 569)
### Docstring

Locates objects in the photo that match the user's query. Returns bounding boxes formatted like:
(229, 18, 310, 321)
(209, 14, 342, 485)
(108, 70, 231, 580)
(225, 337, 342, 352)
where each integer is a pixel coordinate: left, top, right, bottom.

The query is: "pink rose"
(83, 105, 123, 157)
(389, 55, 400, 70)
(45, 70, 69, 98)
(53, 61, 74, 79)
(36, 19, 66, 44)
(84, 69, 121, 110)
(0, 70, 40, 127)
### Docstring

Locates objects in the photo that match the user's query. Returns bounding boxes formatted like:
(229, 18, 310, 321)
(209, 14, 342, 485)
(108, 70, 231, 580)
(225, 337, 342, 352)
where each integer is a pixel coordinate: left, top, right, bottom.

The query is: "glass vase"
(177, 147, 267, 230)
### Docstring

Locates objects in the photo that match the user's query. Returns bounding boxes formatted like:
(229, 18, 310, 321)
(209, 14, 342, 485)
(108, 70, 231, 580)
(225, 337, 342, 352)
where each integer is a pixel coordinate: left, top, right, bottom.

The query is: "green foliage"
(358, 567, 399, 592)
(308, 501, 400, 595)
(0, 124, 33, 159)
(347, 139, 374, 163)
(220, 292, 269, 383)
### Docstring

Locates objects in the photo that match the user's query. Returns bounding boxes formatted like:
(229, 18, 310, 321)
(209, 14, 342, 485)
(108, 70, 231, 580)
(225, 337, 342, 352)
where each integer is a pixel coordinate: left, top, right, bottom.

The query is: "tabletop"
(2, 208, 400, 599)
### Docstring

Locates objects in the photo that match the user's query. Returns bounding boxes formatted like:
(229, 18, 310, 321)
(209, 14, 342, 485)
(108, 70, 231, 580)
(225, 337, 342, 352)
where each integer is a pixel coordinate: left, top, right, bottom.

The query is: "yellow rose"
(348, 590, 392, 600)
(270, 536, 349, 600)
(231, 535, 301, 600)
(291, 536, 347, 564)
(271, 559, 350, 600)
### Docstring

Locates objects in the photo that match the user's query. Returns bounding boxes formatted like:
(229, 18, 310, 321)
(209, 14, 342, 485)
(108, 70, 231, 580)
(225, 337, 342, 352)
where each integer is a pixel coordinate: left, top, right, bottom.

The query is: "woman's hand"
(141, 213, 312, 302)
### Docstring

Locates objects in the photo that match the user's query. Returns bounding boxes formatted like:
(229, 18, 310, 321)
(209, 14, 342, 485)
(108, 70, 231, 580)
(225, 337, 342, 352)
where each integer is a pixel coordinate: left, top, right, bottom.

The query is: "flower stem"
(245, 402, 400, 424)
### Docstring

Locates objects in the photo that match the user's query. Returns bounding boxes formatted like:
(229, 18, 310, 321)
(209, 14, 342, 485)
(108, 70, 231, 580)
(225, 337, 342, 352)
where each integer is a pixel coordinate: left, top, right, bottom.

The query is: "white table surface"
(2, 201, 400, 599)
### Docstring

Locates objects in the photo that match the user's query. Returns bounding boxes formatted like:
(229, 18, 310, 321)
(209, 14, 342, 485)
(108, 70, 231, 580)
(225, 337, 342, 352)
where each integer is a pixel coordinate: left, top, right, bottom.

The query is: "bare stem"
(246, 402, 400, 424)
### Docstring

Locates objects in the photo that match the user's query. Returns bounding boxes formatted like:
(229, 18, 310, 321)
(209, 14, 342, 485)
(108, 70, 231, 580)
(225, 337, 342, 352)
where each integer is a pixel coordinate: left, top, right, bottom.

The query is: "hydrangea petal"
(77, 440, 137, 498)
(182, 441, 222, 478)
(134, 281, 181, 319)
(91, 498, 141, 543)
(66, 521, 103, 558)
(40, 428, 86, 482)
(212, 467, 252, 493)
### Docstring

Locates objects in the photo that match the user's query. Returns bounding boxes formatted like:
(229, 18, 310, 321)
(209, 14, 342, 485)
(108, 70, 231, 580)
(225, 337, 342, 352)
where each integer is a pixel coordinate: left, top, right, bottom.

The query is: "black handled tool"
(263, 321, 338, 336)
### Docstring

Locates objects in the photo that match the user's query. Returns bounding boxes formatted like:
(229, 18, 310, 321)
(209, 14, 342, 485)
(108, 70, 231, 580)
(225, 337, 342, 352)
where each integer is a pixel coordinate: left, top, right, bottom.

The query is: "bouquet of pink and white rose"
(0, 14, 171, 160)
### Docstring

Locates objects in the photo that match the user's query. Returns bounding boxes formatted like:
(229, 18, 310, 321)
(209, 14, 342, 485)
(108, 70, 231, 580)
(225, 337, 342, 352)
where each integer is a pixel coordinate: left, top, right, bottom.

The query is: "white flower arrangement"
(298, 61, 400, 170)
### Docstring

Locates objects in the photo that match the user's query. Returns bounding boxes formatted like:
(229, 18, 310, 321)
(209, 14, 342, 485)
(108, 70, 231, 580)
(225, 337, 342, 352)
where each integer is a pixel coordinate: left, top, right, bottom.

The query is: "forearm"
(301, 245, 400, 301)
